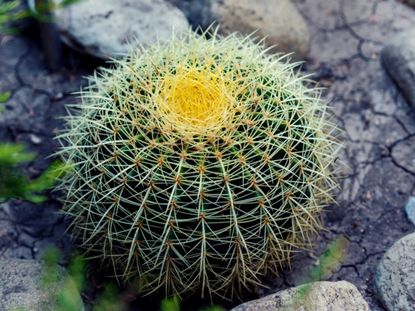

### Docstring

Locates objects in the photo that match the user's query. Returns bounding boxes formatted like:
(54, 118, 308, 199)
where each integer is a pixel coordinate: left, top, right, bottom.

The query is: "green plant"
(0, 91, 66, 204)
(92, 283, 127, 311)
(57, 30, 339, 298)
(40, 247, 128, 311)
(39, 247, 221, 311)
(0, 0, 82, 34)
(0, 0, 29, 34)
(0, 91, 11, 111)
(41, 247, 86, 311)
(291, 236, 348, 307)
(161, 295, 224, 311)
(0, 143, 65, 203)
(160, 295, 181, 311)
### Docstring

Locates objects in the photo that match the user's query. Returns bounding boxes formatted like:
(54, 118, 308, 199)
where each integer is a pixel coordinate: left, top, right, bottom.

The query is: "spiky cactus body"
(57, 31, 338, 298)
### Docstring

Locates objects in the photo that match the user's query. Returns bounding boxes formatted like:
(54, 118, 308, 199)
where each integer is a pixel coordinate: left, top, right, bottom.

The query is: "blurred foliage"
(34, 0, 83, 18)
(0, 0, 29, 34)
(42, 247, 129, 311)
(307, 236, 348, 281)
(93, 283, 127, 311)
(0, 0, 82, 34)
(38, 247, 224, 311)
(0, 143, 67, 203)
(0, 2, 69, 204)
(160, 295, 181, 311)
(291, 236, 349, 307)
(41, 247, 87, 311)
(161, 296, 224, 311)
(0, 91, 11, 112)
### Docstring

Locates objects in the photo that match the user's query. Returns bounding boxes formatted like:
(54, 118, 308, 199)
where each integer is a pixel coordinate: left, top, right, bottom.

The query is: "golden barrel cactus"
(57, 30, 338, 298)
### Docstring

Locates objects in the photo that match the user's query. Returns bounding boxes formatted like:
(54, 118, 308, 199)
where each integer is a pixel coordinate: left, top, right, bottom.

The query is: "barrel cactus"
(57, 30, 338, 298)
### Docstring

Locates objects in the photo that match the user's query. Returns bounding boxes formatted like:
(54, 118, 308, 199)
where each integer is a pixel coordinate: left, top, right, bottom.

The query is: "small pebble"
(405, 196, 415, 226)
(30, 134, 42, 145)
(363, 191, 372, 201)
(53, 92, 64, 100)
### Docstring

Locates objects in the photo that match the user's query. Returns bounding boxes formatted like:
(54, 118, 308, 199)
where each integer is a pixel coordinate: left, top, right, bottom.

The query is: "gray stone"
(381, 27, 415, 108)
(404, 0, 415, 8)
(178, 0, 310, 61)
(54, 0, 190, 59)
(231, 281, 370, 311)
(376, 232, 415, 311)
(405, 197, 415, 225)
(0, 259, 84, 311)
(165, 0, 210, 29)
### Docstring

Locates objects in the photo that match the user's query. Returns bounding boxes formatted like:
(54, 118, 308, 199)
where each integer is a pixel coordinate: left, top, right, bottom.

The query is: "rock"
(0, 258, 84, 311)
(376, 232, 415, 311)
(405, 197, 415, 225)
(165, 0, 210, 29)
(404, 0, 415, 8)
(381, 27, 415, 108)
(30, 133, 42, 145)
(231, 281, 370, 311)
(54, 0, 189, 59)
(174, 0, 310, 60)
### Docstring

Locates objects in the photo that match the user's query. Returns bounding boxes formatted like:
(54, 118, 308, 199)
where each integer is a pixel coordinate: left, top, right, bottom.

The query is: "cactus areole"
(57, 30, 338, 298)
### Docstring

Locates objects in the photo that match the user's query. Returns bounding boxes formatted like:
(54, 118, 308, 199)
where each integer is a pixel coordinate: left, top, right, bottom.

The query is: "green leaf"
(160, 295, 181, 311)
(0, 143, 67, 203)
(60, 0, 83, 7)
(42, 246, 61, 266)
(0, 143, 35, 164)
(291, 236, 349, 307)
(0, 0, 19, 15)
(39, 247, 85, 311)
(0, 0, 22, 34)
(55, 277, 85, 311)
(26, 160, 69, 193)
(0, 91, 11, 111)
(93, 283, 126, 311)
(67, 254, 86, 291)
(0, 143, 35, 202)
(24, 194, 47, 203)
(40, 247, 61, 286)
(0, 0, 79, 34)
(308, 236, 348, 282)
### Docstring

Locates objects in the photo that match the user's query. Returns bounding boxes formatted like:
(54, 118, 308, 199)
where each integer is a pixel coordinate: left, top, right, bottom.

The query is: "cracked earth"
(1, 0, 415, 310)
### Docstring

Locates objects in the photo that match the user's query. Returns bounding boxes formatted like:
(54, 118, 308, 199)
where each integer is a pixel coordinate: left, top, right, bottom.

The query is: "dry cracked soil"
(1, 0, 415, 310)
